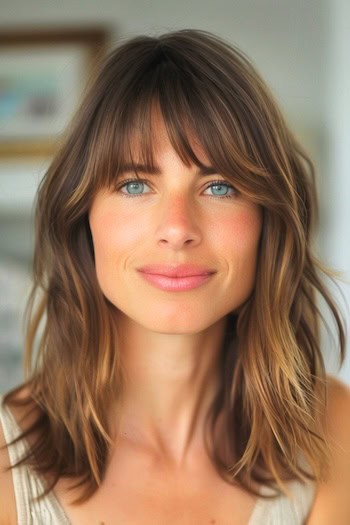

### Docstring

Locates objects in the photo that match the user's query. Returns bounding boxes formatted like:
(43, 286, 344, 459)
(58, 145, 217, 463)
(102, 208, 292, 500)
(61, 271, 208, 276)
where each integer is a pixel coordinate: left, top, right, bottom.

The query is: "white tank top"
(0, 395, 316, 524)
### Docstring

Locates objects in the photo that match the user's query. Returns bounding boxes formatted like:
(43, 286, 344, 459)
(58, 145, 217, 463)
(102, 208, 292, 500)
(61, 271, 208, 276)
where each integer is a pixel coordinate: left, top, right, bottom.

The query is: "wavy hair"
(2, 28, 346, 505)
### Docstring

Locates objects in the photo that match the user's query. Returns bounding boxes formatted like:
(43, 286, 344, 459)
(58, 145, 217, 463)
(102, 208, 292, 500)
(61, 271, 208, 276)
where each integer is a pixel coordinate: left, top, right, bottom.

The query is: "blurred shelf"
(0, 158, 50, 215)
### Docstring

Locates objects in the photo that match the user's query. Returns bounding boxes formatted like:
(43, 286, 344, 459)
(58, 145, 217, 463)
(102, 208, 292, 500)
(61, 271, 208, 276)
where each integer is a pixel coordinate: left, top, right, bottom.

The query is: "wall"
(322, 0, 350, 382)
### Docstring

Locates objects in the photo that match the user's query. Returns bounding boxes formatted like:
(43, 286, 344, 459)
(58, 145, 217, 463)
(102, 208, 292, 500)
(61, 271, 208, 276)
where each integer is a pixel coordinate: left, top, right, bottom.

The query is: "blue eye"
(116, 179, 237, 199)
(121, 180, 147, 195)
(207, 182, 236, 198)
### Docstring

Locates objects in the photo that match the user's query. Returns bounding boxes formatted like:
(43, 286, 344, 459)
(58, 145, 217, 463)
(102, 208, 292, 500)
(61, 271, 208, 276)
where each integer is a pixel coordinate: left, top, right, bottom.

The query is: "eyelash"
(115, 178, 237, 200)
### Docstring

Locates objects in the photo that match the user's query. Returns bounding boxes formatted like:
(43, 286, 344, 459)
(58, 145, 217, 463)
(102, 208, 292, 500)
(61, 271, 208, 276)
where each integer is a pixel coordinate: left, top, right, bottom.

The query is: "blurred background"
(0, 0, 349, 392)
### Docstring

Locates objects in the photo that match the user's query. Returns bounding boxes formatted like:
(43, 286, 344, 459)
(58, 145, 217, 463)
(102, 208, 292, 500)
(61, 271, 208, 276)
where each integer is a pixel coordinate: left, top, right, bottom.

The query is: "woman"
(0, 28, 349, 524)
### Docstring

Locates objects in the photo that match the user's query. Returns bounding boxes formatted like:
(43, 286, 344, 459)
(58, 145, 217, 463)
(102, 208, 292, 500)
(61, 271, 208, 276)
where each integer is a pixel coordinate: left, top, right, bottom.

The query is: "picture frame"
(0, 26, 109, 158)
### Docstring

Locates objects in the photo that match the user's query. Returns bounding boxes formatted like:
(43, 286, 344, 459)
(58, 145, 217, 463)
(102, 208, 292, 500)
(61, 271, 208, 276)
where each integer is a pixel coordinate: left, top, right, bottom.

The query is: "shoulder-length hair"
(2, 28, 346, 505)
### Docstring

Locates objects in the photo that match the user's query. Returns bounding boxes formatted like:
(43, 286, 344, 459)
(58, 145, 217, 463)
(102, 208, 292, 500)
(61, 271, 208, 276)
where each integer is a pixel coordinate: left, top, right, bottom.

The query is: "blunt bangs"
(83, 38, 275, 204)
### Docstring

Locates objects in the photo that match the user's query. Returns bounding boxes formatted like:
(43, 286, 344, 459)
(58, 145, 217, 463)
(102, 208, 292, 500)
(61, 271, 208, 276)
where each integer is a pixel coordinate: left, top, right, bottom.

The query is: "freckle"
(210, 520, 216, 524)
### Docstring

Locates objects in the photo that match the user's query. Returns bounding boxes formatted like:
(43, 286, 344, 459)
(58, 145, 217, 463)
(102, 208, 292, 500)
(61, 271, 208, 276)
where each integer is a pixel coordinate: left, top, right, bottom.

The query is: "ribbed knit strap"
(0, 395, 70, 524)
(248, 479, 316, 524)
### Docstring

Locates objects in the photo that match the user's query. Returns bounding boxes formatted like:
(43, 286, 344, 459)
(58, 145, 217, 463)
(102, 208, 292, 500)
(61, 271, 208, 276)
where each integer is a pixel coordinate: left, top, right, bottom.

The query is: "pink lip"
(138, 272, 213, 291)
(137, 264, 215, 277)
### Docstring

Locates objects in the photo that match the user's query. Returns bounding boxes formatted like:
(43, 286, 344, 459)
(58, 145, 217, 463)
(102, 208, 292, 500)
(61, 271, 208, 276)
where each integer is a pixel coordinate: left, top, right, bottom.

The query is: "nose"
(156, 193, 202, 250)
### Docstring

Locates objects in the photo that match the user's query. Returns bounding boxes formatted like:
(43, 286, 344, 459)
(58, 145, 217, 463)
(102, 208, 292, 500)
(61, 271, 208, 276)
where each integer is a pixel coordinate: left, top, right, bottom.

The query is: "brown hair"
(2, 28, 346, 504)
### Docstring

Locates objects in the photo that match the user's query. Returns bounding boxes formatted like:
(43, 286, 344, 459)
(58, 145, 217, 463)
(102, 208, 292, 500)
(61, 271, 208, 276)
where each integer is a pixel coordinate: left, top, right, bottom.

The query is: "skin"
(88, 113, 263, 468)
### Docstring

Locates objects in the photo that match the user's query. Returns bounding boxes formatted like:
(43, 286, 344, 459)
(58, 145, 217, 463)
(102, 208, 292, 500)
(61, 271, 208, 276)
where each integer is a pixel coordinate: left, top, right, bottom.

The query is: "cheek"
(214, 207, 262, 258)
(89, 208, 146, 292)
(91, 210, 141, 255)
(222, 207, 262, 308)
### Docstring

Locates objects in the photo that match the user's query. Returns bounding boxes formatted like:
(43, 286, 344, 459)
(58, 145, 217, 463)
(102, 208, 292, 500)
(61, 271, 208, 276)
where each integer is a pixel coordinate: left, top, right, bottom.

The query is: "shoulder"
(0, 385, 35, 525)
(0, 396, 18, 524)
(306, 373, 350, 524)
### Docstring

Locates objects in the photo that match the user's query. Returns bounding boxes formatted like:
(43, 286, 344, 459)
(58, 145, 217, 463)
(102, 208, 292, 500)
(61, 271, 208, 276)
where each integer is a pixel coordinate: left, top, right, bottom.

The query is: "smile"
(137, 272, 213, 291)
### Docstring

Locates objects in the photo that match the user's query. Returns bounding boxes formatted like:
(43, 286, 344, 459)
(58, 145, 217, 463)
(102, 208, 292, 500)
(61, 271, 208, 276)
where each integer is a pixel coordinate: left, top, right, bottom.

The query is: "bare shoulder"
(306, 373, 350, 524)
(0, 385, 34, 525)
(0, 396, 18, 525)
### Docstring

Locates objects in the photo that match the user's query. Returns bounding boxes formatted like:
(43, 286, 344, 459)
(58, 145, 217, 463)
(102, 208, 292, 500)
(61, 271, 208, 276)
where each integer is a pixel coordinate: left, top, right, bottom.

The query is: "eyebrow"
(117, 163, 219, 176)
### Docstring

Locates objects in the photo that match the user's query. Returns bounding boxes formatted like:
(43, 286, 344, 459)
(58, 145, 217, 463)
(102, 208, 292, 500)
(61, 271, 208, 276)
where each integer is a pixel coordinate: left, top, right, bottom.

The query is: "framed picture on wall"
(0, 26, 109, 158)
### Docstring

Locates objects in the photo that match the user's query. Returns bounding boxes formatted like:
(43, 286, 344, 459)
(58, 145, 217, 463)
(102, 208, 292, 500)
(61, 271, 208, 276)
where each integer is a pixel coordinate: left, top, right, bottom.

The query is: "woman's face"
(88, 117, 263, 334)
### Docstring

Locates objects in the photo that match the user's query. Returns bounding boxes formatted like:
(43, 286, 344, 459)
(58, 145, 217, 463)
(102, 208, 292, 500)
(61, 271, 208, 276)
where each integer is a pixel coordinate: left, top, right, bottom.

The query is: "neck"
(113, 312, 229, 467)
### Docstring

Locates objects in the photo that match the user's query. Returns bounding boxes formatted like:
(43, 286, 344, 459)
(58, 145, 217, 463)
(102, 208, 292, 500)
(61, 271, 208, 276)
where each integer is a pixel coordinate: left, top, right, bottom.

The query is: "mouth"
(137, 264, 216, 278)
(137, 271, 214, 291)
